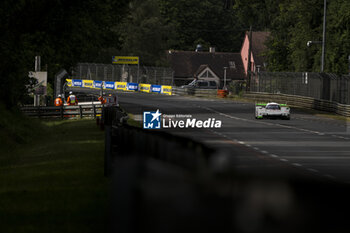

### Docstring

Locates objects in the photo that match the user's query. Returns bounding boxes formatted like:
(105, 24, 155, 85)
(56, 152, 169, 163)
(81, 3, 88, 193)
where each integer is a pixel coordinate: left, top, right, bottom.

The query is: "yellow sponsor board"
(161, 85, 172, 95)
(112, 56, 139, 65)
(83, 80, 93, 88)
(115, 82, 127, 91)
(66, 79, 72, 87)
(139, 83, 151, 93)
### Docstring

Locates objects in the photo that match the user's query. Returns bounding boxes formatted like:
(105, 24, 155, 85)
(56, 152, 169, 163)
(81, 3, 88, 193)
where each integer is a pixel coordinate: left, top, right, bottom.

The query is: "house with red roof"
(167, 49, 245, 87)
(166, 32, 270, 87)
(240, 31, 270, 75)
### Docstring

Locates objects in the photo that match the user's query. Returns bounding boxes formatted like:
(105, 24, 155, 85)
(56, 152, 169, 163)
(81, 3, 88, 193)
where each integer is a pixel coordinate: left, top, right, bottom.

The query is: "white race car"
(255, 102, 290, 120)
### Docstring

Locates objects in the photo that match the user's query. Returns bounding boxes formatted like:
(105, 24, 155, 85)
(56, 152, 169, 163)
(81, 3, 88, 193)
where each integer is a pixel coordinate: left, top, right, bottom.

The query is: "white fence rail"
(21, 104, 103, 118)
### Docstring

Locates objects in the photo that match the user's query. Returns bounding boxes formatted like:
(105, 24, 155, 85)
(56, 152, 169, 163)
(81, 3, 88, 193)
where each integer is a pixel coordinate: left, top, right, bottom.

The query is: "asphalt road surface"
(70, 88, 350, 232)
(117, 92, 350, 184)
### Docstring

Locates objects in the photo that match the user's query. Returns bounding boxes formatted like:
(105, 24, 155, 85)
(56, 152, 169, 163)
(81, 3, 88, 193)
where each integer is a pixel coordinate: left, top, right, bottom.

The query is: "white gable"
(197, 67, 220, 85)
(198, 67, 218, 80)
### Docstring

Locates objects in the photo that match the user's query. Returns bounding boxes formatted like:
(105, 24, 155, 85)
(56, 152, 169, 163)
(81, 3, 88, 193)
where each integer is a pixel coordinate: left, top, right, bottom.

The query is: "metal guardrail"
(21, 104, 103, 118)
(172, 87, 217, 97)
(244, 92, 350, 117)
(172, 86, 349, 116)
(250, 72, 350, 105)
(102, 107, 213, 176)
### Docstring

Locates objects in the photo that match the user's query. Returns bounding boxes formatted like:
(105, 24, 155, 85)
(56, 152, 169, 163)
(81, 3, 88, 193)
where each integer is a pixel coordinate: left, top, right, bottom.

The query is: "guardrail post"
(104, 125, 112, 177)
(60, 106, 64, 119)
(79, 105, 83, 118)
(93, 104, 96, 118)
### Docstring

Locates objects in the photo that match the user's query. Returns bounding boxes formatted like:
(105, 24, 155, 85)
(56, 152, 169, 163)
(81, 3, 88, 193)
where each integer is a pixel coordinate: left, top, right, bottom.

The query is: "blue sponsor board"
(104, 81, 115, 89)
(127, 82, 139, 91)
(93, 80, 103, 89)
(151, 85, 162, 93)
(72, 79, 82, 87)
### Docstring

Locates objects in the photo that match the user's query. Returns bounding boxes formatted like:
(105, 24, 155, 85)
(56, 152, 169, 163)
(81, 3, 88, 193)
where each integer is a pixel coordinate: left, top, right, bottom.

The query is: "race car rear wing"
(255, 103, 289, 107)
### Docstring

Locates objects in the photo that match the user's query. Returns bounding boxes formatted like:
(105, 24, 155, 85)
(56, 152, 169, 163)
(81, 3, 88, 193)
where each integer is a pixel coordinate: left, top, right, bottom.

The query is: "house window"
(229, 61, 236, 69)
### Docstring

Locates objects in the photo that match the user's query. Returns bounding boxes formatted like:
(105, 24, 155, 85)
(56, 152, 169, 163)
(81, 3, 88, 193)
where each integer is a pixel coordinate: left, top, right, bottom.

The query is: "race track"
(117, 92, 350, 183)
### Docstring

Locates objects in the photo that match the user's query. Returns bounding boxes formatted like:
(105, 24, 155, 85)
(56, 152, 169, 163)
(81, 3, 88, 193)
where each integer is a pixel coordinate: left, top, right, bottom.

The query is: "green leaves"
(0, 0, 129, 108)
(266, 0, 350, 74)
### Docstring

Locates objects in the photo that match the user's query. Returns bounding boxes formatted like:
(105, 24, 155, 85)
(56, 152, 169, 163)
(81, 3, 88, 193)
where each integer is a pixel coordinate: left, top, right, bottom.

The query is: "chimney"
(209, 47, 216, 53)
(35, 56, 41, 72)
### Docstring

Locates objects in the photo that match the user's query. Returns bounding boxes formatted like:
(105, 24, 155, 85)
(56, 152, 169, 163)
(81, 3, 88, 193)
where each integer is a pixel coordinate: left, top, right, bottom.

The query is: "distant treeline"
(1, 0, 349, 108)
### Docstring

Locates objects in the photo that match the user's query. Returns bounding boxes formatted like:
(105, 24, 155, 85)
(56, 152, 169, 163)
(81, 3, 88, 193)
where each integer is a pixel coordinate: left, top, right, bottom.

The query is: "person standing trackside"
(54, 94, 63, 106)
(67, 91, 78, 106)
(98, 92, 107, 104)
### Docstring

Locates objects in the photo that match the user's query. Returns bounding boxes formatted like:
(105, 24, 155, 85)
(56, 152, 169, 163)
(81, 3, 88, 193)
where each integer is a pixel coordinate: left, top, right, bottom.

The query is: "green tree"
(118, 0, 171, 66)
(265, 0, 350, 74)
(325, 0, 350, 74)
(0, 0, 130, 108)
(233, 0, 279, 30)
(266, 0, 324, 72)
(159, 0, 244, 52)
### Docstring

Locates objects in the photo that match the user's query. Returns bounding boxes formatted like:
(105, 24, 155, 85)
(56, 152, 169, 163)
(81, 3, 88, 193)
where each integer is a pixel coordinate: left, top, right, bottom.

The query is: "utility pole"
(223, 67, 227, 90)
(247, 25, 252, 91)
(321, 0, 327, 72)
(306, 0, 327, 72)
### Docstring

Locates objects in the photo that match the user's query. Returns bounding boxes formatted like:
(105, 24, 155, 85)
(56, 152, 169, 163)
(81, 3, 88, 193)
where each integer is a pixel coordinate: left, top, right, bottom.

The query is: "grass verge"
(126, 113, 142, 127)
(0, 117, 108, 233)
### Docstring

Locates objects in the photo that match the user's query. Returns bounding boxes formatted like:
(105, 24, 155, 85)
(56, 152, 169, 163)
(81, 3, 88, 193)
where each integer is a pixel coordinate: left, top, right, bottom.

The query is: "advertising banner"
(66, 79, 72, 87)
(83, 80, 93, 88)
(161, 85, 172, 95)
(93, 80, 103, 89)
(115, 82, 127, 91)
(72, 79, 83, 87)
(127, 82, 139, 91)
(139, 84, 151, 93)
(112, 56, 139, 65)
(104, 81, 115, 89)
(151, 85, 162, 93)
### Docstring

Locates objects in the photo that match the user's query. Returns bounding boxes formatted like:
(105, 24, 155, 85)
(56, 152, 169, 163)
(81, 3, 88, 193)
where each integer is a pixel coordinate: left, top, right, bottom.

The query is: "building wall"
(240, 34, 255, 75)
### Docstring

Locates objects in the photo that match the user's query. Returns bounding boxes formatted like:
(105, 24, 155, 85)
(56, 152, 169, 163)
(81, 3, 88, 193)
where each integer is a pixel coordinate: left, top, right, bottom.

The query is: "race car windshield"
(266, 104, 280, 110)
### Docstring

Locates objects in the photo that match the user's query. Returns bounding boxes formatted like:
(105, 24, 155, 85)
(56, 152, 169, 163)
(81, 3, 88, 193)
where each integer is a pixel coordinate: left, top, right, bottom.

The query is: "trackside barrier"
(139, 83, 151, 93)
(21, 104, 103, 118)
(102, 106, 214, 176)
(66, 79, 172, 95)
(244, 92, 350, 117)
(172, 87, 217, 97)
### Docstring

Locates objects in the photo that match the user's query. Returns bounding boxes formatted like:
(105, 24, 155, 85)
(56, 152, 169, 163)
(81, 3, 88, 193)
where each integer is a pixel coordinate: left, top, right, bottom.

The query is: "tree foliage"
(118, 0, 246, 66)
(160, 0, 244, 52)
(0, 0, 129, 108)
(265, 0, 350, 74)
(1, 0, 350, 108)
(118, 0, 171, 66)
